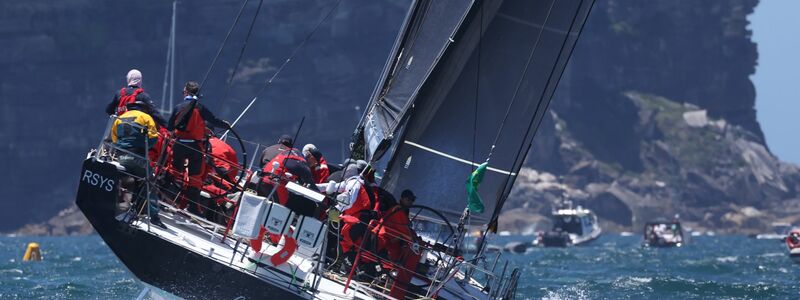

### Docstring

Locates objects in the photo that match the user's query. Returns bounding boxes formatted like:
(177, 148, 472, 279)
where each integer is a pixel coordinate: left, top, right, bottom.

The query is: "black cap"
(307, 148, 323, 161)
(401, 189, 416, 201)
(356, 160, 368, 172)
(278, 134, 293, 147)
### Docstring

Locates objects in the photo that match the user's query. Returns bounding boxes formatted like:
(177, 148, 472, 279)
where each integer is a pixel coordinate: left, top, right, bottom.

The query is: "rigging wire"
(199, 0, 251, 90)
(490, 0, 592, 227)
(222, 0, 344, 138)
(468, 0, 485, 261)
(474, 0, 560, 259)
(490, 0, 594, 234)
(470, 0, 483, 174)
(483, 0, 558, 163)
(216, 0, 266, 112)
(169, 0, 177, 113)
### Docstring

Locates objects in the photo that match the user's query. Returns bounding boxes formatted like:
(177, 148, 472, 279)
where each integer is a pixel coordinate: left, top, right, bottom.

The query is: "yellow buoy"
(22, 242, 42, 261)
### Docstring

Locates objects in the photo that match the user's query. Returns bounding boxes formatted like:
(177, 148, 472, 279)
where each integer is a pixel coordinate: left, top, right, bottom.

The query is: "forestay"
(365, 0, 595, 225)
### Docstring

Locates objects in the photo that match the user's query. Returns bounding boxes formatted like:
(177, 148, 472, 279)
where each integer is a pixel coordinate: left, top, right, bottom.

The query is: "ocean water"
(0, 235, 798, 299)
(0, 236, 139, 299)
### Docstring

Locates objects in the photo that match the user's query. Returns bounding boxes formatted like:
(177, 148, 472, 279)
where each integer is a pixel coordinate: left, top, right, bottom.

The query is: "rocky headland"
(5, 0, 798, 236)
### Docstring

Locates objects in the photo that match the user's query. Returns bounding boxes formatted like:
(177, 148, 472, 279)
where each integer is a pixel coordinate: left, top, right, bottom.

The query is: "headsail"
(361, 0, 474, 161)
(367, 0, 595, 225)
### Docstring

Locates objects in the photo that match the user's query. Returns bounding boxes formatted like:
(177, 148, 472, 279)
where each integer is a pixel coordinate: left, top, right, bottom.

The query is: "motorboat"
(533, 205, 602, 247)
(786, 228, 800, 263)
(642, 220, 685, 248)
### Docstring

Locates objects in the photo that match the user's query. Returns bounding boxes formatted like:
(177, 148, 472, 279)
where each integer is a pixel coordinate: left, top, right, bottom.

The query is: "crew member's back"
(106, 69, 165, 126)
(167, 81, 229, 216)
(259, 134, 293, 168)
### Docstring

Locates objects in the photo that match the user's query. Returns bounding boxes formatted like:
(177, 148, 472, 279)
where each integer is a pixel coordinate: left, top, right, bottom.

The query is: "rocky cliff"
(509, 0, 800, 234)
(3, 0, 796, 235)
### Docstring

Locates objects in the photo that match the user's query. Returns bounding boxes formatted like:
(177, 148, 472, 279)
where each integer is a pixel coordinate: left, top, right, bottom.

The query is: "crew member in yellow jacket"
(110, 100, 165, 228)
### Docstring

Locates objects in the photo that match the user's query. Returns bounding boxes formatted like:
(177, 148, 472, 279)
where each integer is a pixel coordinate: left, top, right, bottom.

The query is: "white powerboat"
(534, 205, 602, 247)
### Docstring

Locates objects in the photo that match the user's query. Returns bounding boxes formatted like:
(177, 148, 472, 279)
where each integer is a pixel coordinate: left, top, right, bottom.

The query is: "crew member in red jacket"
(303, 144, 330, 184)
(202, 134, 239, 224)
(259, 147, 314, 198)
(207, 135, 238, 183)
(167, 81, 230, 216)
(374, 189, 421, 300)
(258, 135, 293, 168)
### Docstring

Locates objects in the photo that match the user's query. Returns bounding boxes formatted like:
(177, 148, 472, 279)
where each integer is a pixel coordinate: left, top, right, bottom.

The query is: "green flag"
(466, 162, 488, 213)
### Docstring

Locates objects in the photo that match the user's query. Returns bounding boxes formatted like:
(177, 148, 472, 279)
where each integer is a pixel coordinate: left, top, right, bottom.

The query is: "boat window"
(553, 216, 583, 235)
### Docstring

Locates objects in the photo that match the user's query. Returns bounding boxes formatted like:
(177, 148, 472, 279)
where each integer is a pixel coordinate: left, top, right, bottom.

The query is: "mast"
(161, 0, 177, 114)
(169, 0, 176, 113)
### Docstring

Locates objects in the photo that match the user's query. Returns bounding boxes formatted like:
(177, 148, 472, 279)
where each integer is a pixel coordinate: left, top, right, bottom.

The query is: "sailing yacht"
(76, 0, 595, 299)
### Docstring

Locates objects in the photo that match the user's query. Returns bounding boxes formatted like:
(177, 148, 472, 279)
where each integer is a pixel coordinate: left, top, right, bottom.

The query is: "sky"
(749, 0, 800, 164)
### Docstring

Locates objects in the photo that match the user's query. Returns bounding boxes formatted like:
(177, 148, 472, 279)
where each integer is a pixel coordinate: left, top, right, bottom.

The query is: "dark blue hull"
(75, 159, 305, 300)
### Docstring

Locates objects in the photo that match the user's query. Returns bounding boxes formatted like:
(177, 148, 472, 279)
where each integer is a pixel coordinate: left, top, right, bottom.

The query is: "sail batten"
(404, 140, 516, 176)
(362, 0, 595, 225)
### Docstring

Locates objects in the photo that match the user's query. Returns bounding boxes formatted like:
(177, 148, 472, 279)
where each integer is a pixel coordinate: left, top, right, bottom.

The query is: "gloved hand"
(325, 180, 337, 195)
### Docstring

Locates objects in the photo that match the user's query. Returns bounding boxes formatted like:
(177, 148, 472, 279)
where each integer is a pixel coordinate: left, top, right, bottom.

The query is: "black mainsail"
(359, 0, 595, 225)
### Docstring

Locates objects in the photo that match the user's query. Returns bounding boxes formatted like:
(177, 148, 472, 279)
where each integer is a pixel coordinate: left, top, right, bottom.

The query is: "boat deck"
(127, 205, 386, 300)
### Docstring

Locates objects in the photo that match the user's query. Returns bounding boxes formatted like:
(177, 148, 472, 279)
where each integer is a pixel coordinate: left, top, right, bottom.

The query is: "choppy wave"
(0, 236, 140, 299)
(1, 235, 799, 299)
(499, 235, 800, 299)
